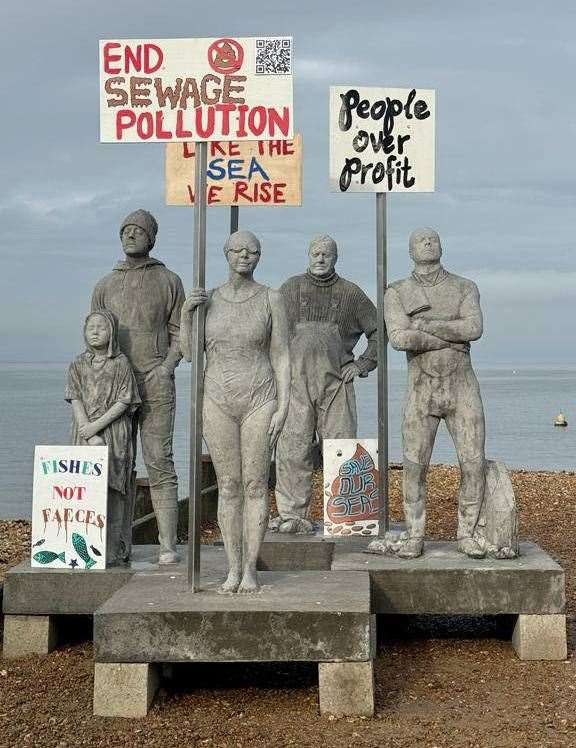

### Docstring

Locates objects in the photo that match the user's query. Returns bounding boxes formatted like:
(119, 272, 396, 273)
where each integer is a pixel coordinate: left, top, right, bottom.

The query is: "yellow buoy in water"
(554, 413, 568, 427)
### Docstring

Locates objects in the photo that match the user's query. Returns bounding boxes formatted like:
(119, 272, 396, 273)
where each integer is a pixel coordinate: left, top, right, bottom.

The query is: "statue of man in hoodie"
(91, 209, 185, 564)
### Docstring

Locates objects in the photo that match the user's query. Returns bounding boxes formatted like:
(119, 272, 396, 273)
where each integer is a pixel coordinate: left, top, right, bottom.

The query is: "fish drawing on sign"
(72, 533, 97, 569)
(326, 443, 380, 524)
(33, 550, 66, 565)
(32, 539, 46, 547)
(90, 545, 102, 557)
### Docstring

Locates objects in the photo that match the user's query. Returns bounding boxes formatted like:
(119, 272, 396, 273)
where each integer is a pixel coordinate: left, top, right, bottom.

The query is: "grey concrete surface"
(93, 662, 159, 718)
(512, 614, 568, 660)
(94, 549, 374, 664)
(318, 661, 375, 717)
(334, 541, 565, 614)
(3, 614, 57, 658)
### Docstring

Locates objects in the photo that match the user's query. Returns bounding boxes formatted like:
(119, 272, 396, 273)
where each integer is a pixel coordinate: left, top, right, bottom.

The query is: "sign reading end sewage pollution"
(329, 86, 435, 193)
(31, 446, 108, 570)
(99, 37, 294, 142)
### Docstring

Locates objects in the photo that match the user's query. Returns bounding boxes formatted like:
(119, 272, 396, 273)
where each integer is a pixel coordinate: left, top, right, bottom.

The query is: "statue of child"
(65, 310, 141, 566)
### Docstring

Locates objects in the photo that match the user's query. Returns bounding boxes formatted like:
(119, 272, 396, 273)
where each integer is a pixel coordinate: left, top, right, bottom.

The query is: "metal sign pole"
(188, 141, 208, 589)
(230, 205, 239, 234)
(376, 192, 389, 534)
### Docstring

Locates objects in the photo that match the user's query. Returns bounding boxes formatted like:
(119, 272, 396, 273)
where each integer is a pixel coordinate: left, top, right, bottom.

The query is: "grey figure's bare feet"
(238, 568, 260, 594)
(220, 567, 242, 593)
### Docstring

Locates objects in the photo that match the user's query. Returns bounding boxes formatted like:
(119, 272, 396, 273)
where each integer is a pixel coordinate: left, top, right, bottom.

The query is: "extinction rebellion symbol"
(207, 38, 244, 75)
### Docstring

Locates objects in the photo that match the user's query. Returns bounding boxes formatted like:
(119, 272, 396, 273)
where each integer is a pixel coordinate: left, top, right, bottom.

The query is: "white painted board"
(31, 446, 109, 570)
(329, 86, 435, 193)
(323, 439, 380, 537)
(100, 37, 294, 142)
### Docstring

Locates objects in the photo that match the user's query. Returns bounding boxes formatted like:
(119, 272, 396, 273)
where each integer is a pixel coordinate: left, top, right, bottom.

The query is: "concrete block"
(334, 541, 565, 615)
(3, 561, 134, 616)
(95, 550, 374, 664)
(318, 661, 375, 717)
(512, 614, 567, 660)
(93, 662, 159, 718)
(3, 614, 57, 658)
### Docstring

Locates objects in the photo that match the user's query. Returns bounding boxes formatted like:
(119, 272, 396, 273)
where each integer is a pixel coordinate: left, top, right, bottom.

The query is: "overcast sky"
(1, 0, 575, 365)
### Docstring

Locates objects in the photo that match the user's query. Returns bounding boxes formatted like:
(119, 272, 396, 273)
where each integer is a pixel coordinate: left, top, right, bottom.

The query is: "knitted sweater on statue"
(279, 271, 378, 374)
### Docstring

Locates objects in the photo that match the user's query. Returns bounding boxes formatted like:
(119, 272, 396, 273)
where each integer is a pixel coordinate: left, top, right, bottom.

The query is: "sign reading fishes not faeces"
(31, 445, 109, 570)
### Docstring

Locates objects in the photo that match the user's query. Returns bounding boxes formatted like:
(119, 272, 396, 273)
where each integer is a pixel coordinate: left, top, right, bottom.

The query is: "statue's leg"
(318, 379, 358, 439)
(445, 367, 487, 557)
(400, 385, 439, 557)
(274, 386, 316, 530)
(139, 372, 180, 564)
(203, 398, 243, 592)
(238, 400, 277, 592)
(106, 488, 125, 567)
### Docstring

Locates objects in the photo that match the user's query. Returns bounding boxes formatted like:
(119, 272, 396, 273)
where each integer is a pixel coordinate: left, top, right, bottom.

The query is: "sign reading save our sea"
(329, 86, 435, 193)
(165, 135, 302, 206)
(99, 37, 294, 142)
(31, 446, 108, 570)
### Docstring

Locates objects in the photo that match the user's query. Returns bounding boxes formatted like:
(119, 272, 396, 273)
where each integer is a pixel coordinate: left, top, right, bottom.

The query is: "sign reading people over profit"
(31, 446, 109, 570)
(329, 86, 435, 193)
(99, 37, 294, 142)
(165, 135, 302, 206)
(323, 439, 380, 537)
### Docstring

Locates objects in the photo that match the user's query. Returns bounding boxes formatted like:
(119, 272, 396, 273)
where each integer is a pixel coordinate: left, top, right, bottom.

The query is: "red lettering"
(103, 42, 122, 74)
(125, 44, 142, 73)
(187, 185, 194, 204)
(116, 109, 136, 140)
(195, 107, 215, 138)
(183, 143, 195, 158)
(234, 182, 253, 202)
(267, 107, 290, 137)
(155, 112, 172, 139)
(283, 140, 295, 155)
(136, 112, 154, 140)
(207, 185, 222, 204)
(144, 44, 163, 73)
(175, 110, 193, 138)
(268, 140, 283, 156)
(236, 105, 249, 137)
(229, 141, 240, 156)
(248, 106, 266, 136)
(274, 183, 286, 203)
(210, 142, 227, 156)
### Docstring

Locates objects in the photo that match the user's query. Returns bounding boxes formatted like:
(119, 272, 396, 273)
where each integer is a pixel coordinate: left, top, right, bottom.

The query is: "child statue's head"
(84, 310, 121, 358)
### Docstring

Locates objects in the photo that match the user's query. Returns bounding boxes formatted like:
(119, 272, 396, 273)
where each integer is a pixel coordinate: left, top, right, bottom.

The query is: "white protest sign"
(165, 135, 302, 206)
(99, 37, 294, 142)
(31, 446, 108, 570)
(323, 439, 380, 537)
(329, 86, 435, 193)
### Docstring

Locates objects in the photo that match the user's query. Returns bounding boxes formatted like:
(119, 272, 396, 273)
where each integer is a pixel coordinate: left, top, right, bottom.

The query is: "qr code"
(255, 37, 292, 74)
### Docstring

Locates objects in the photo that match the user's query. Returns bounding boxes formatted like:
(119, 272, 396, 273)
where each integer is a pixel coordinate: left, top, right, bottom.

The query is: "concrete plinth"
(3, 560, 134, 616)
(95, 548, 375, 664)
(3, 614, 57, 658)
(512, 614, 568, 660)
(93, 662, 159, 718)
(333, 541, 565, 615)
(319, 661, 375, 717)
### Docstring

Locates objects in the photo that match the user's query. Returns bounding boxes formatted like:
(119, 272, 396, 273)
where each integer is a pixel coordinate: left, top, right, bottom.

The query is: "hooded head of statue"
(83, 309, 121, 360)
(119, 209, 158, 256)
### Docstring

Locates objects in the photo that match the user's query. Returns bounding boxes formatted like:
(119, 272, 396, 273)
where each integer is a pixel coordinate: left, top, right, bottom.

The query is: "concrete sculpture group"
(68, 209, 518, 590)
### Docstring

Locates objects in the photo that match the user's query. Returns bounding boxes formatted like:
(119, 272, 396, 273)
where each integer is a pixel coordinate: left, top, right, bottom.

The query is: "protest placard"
(165, 135, 302, 206)
(31, 445, 109, 570)
(329, 86, 435, 193)
(100, 37, 294, 142)
(323, 440, 380, 537)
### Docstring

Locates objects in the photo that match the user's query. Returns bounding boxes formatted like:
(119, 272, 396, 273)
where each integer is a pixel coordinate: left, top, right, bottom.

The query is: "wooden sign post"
(329, 85, 436, 535)
(100, 36, 295, 588)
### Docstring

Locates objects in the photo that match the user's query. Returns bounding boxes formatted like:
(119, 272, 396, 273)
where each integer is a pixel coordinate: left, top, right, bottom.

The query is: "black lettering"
(339, 157, 362, 191)
(338, 89, 360, 132)
(414, 99, 431, 120)
(352, 130, 369, 152)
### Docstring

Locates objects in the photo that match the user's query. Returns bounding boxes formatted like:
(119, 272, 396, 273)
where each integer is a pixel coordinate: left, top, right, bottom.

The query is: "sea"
(0, 362, 574, 519)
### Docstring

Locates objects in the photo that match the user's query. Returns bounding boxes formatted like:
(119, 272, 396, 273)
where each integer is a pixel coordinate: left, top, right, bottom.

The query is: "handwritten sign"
(165, 135, 302, 206)
(31, 446, 108, 570)
(329, 86, 435, 193)
(323, 440, 380, 537)
(99, 37, 294, 142)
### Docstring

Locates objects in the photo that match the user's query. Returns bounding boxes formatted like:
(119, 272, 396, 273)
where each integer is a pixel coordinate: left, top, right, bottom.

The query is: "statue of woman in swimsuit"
(181, 230, 290, 593)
